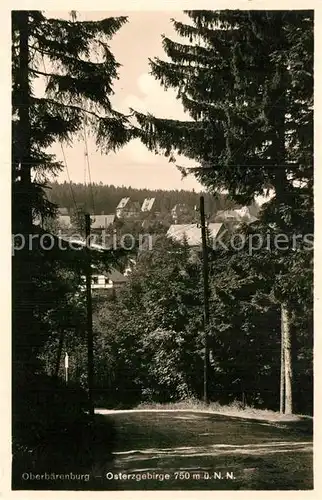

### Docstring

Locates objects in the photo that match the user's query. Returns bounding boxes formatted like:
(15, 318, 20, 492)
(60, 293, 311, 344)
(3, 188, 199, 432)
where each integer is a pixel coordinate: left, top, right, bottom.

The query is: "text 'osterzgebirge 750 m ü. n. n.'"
(105, 471, 236, 482)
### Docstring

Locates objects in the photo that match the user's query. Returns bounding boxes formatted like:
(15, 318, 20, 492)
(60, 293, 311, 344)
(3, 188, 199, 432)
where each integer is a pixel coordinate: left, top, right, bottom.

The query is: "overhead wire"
(41, 53, 78, 215)
(83, 122, 96, 215)
(60, 143, 78, 213)
(84, 141, 87, 187)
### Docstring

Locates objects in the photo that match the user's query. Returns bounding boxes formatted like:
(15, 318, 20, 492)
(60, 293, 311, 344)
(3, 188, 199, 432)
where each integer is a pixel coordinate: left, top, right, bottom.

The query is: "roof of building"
(108, 268, 128, 283)
(215, 210, 237, 220)
(235, 207, 250, 218)
(167, 223, 223, 247)
(116, 197, 130, 210)
(91, 267, 128, 283)
(215, 206, 257, 223)
(141, 197, 155, 212)
(91, 214, 115, 229)
(131, 201, 141, 211)
(58, 215, 71, 227)
(171, 203, 188, 212)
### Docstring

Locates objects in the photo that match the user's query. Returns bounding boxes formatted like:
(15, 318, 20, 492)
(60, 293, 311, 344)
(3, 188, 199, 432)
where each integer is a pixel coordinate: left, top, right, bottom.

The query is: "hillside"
(46, 182, 259, 217)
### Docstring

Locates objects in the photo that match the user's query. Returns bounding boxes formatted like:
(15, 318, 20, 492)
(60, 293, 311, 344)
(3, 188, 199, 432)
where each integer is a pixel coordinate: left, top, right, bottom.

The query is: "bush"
(12, 373, 116, 489)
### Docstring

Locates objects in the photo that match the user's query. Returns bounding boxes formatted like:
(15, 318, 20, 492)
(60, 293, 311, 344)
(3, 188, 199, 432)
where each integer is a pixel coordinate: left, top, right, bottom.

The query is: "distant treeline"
(47, 181, 258, 216)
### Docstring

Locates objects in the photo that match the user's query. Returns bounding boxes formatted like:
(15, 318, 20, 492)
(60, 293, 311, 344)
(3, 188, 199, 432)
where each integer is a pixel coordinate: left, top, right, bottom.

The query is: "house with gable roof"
(141, 197, 155, 212)
(91, 213, 115, 231)
(214, 206, 257, 224)
(116, 197, 141, 219)
(167, 222, 223, 250)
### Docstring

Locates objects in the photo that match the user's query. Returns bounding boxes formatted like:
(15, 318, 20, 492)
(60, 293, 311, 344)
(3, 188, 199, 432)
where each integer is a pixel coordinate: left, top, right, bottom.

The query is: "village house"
(58, 215, 72, 229)
(141, 197, 155, 212)
(56, 207, 72, 228)
(116, 197, 141, 219)
(58, 207, 69, 216)
(91, 267, 128, 290)
(167, 222, 223, 251)
(116, 197, 130, 218)
(32, 207, 72, 229)
(91, 213, 115, 231)
(214, 206, 257, 224)
(171, 203, 190, 224)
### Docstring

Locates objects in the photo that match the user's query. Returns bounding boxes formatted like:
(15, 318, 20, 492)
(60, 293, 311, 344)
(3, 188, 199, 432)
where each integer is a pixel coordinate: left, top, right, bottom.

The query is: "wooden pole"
(280, 305, 285, 414)
(282, 304, 293, 415)
(85, 213, 94, 418)
(54, 331, 65, 378)
(64, 352, 69, 384)
(200, 196, 210, 404)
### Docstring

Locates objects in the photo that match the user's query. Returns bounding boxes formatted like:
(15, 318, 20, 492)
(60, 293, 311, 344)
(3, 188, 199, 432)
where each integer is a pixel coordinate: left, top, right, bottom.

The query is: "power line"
(41, 53, 78, 215)
(60, 143, 78, 213)
(84, 142, 87, 187)
(83, 123, 95, 215)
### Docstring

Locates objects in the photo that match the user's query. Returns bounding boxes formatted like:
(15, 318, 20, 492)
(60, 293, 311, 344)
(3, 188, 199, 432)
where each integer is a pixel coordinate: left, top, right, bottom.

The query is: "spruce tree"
(134, 10, 313, 414)
(11, 10, 134, 389)
(135, 10, 312, 208)
(12, 10, 134, 232)
(12, 11, 140, 473)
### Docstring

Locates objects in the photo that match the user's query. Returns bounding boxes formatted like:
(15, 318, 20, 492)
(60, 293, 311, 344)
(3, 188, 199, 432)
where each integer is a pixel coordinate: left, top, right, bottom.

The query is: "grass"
(135, 398, 311, 422)
(96, 408, 313, 490)
(13, 400, 313, 490)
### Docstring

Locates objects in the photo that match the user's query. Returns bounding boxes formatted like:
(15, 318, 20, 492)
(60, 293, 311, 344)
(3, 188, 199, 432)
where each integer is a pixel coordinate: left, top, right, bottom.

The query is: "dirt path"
(95, 409, 313, 490)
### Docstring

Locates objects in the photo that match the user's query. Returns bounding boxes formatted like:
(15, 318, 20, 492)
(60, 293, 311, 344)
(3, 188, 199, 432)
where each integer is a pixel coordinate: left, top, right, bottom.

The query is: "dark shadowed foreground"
(13, 409, 313, 490)
(101, 410, 313, 491)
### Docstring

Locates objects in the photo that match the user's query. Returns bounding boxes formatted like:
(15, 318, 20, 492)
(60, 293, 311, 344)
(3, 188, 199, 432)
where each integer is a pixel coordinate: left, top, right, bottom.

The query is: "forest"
(47, 181, 242, 216)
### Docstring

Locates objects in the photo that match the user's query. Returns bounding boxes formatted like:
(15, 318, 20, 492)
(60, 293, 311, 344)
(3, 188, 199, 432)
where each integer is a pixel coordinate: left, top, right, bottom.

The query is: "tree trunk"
(17, 10, 32, 232)
(12, 11, 33, 381)
(54, 332, 65, 378)
(280, 305, 285, 413)
(282, 303, 293, 414)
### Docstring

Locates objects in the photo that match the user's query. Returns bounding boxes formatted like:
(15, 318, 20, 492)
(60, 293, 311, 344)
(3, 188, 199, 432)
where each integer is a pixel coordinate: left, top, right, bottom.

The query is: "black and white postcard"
(6, 0, 317, 495)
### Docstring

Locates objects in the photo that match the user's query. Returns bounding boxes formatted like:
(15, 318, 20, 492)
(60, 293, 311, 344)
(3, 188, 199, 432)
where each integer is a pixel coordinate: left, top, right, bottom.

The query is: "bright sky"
(46, 11, 202, 191)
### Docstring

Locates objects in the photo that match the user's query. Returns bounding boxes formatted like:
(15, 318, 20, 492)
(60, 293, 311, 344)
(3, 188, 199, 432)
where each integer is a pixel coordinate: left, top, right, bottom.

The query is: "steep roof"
(91, 214, 115, 229)
(141, 197, 155, 212)
(131, 201, 141, 211)
(116, 197, 130, 210)
(91, 266, 128, 283)
(107, 268, 128, 283)
(167, 223, 223, 247)
(215, 206, 257, 223)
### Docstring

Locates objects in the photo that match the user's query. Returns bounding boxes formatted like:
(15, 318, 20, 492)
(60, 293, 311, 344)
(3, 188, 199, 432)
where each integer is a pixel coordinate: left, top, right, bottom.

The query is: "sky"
(46, 11, 202, 191)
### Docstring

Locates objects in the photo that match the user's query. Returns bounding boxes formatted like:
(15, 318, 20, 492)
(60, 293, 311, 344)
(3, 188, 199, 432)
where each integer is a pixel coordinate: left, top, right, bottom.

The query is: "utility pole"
(85, 213, 94, 419)
(64, 352, 69, 384)
(54, 331, 65, 379)
(16, 11, 32, 232)
(200, 196, 210, 404)
(280, 305, 285, 414)
(282, 303, 293, 415)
